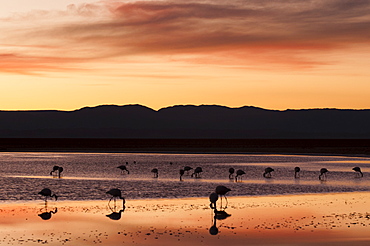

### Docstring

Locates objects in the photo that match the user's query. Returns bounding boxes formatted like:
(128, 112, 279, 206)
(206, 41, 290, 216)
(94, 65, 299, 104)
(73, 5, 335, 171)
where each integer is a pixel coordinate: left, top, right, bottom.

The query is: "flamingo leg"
(224, 195, 228, 208)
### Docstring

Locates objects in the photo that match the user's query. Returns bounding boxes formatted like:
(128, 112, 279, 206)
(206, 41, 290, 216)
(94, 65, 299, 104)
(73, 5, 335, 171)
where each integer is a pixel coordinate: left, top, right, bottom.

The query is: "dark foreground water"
(1, 152, 370, 201)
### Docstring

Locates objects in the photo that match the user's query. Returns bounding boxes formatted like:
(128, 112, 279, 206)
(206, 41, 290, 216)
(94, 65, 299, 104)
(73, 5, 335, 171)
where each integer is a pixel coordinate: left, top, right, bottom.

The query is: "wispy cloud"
(1, 0, 370, 74)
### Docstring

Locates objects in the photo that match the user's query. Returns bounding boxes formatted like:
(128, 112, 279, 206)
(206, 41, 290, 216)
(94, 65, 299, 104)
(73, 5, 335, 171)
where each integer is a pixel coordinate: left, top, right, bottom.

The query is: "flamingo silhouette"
(106, 188, 126, 206)
(151, 168, 159, 178)
(38, 188, 58, 202)
(57, 167, 63, 178)
(263, 167, 274, 178)
(352, 167, 363, 177)
(179, 169, 185, 181)
(50, 166, 60, 177)
(209, 192, 219, 209)
(319, 168, 328, 180)
(235, 169, 246, 182)
(184, 166, 193, 174)
(215, 185, 231, 208)
(228, 168, 235, 179)
(191, 167, 203, 178)
(294, 166, 301, 179)
(117, 165, 130, 174)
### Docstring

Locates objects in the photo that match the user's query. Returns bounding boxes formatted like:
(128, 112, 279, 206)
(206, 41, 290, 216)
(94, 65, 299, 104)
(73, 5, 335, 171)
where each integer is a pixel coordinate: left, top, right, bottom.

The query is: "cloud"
(1, 0, 370, 74)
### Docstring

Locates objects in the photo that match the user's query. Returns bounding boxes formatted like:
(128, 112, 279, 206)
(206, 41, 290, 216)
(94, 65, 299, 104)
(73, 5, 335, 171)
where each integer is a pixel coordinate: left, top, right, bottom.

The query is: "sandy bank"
(1, 192, 370, 245)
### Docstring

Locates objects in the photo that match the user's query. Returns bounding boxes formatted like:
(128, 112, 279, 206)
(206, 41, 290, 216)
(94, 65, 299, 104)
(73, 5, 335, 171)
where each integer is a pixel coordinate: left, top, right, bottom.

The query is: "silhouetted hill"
(0, 104, 369, 138)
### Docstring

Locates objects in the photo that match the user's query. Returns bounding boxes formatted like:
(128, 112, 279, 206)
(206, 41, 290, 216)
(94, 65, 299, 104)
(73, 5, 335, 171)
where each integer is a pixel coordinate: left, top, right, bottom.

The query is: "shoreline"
(1, 138, 369, 156)
(1, 192, 370, 245)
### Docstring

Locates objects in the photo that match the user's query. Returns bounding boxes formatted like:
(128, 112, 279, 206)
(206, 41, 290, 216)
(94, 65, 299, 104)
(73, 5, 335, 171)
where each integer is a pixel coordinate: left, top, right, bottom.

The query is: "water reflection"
(106, 205, 126, 220)
(38, 202, 58, 220)
(209, 209, 231, 235)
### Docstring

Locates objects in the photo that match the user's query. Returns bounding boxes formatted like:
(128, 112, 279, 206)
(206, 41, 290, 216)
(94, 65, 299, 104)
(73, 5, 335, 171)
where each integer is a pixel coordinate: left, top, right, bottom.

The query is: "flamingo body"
(235, 169, 246, 181)
(263, 167, 274, 178)
(38, 188, 58, 201)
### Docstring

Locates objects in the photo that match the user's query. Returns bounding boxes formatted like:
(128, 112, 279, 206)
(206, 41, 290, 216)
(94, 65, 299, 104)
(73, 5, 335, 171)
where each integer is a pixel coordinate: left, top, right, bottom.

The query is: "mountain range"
(0, 104, 369, 139)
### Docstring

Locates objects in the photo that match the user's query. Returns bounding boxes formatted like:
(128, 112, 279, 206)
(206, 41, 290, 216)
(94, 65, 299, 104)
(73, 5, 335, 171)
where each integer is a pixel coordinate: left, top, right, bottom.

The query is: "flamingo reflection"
(38, 208, 58, 220)
(38, 199, 58, 220)
(106, 204, 126, 220)
(209, 209, 231, 235)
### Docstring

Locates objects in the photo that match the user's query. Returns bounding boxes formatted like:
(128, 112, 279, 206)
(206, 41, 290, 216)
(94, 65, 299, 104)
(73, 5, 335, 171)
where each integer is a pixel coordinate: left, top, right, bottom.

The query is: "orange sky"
(1, 0, 370, 111)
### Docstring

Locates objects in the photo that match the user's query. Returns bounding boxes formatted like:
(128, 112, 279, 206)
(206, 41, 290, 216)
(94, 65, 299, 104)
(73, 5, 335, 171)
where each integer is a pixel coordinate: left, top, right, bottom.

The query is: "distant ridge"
(0, 104, 369, 138)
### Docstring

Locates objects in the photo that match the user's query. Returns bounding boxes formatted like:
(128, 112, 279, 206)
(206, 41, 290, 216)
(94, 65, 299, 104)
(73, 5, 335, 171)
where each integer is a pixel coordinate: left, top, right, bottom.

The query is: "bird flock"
(38, 163, 365, 204)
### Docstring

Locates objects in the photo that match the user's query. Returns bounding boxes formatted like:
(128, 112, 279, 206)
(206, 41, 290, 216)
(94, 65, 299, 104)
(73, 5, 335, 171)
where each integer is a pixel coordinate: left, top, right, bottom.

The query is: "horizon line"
(1, 104, 369, 112)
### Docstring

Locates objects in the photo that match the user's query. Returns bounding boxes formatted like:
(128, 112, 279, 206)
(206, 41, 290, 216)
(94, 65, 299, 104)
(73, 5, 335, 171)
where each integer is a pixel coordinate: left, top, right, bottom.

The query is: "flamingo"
(235, 169, 246, 182)
(215, 185, 231, 208)
(151, 168, 159, 178)
(191, 167, 203, 178)
(117, 165, 130, 174)
(184, 166, 193, 174)
(57, 166, 64, 178)
(319, 168, 328, 180)
(209, 192, 219, 209)
(106, 188, 126, 206)
(179, 169, 185, 181)
(352, 167, 363, 177)
(228, 168, 235, 179)
(294, 166, 301, 179)
(263, 167, 274, 178)
(38, 188, 58, 202)
(50, 166, 59, 177)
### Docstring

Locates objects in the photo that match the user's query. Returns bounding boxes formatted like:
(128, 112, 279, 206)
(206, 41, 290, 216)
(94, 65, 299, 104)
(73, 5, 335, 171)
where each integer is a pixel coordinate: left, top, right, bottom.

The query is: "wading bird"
(38, 188, 58, 202)
(263, 167, 274, 178)
(191, 167, 203, 178)
(106, 188, 125, 206)
(294, 166, 301, 179)
(117, 165, 130, 174)
(235, 169, 246, 182)
(151, 168, 159, 178)
(319, 168, 328, 180)
(215, 185, 231, 208)
(179, 169, 185, 181)
(50, 166, 60, 177)
(228, 168, 235, 179)
(352, 167, 363, 177)
(57, 166, 63, 178)
(184, 166, 193, 174)
(209, 192, 219, 209)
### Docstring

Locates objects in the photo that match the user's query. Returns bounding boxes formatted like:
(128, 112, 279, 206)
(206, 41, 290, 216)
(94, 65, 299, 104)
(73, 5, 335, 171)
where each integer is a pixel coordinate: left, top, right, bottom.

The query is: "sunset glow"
(1, 0, 370, 110)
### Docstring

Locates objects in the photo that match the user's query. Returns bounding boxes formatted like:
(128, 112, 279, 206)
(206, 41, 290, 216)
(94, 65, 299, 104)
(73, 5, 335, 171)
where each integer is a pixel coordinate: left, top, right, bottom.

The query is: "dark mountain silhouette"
(0, 104, 369, 138)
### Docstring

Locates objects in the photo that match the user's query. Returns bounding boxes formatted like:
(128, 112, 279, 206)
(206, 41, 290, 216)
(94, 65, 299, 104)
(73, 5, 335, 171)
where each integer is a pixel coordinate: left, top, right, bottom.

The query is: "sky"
(1, 0, 370, 111)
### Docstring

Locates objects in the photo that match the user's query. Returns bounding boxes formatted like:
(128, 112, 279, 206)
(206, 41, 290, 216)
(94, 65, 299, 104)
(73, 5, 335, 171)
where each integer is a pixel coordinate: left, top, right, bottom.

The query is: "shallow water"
(1, 152, 370, 201)
(1, 193, 370, 245)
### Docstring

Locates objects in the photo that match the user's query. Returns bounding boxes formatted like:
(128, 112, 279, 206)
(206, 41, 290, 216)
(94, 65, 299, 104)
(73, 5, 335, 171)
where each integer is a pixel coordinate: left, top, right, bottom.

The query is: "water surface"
(1, 152, 370, 201)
